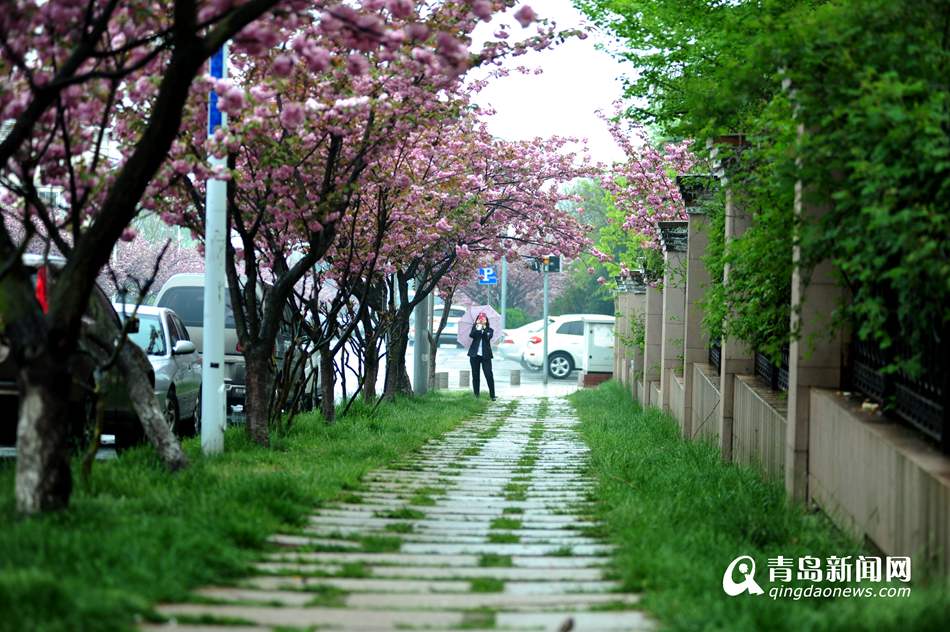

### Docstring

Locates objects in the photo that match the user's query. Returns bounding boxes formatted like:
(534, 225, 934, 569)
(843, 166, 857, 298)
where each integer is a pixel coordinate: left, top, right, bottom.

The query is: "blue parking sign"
(477, 267, 498, 285)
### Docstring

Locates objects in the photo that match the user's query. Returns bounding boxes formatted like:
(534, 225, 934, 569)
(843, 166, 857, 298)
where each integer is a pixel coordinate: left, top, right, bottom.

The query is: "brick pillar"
(682, 209, 712, 438)
(659, 252, 686, 415)
(658, 221, 688, 417)
(717, 186, 754, 461)
(626, 289, 646, 396)
(614, 294, 625, 381)
(785, 176, 844, 502)
(642, 285, 663, 407)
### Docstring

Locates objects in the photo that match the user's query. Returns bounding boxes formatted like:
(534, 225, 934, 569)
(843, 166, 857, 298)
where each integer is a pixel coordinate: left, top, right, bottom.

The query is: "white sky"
(470, 1, 630, 164)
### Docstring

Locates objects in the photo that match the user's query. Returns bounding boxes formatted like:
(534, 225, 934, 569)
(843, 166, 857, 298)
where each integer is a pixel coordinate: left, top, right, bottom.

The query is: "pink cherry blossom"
(514, 5, 537, 28)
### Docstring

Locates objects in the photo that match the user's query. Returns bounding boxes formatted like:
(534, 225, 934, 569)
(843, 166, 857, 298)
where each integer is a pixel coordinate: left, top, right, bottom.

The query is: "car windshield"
(124, 314, 166, 356)
(159, 286, 236, 328)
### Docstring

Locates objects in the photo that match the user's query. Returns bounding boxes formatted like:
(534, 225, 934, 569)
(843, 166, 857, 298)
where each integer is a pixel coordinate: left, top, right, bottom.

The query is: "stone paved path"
(146, 397, 652, 631)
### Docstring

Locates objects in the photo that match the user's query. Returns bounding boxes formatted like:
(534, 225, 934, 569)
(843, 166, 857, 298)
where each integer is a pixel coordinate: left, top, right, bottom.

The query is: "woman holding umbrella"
(467, 311, 496, 400)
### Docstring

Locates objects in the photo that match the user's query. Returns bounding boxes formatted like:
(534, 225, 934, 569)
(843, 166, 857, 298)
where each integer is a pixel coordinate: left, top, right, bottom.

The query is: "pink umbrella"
(456, 304, 503, 349)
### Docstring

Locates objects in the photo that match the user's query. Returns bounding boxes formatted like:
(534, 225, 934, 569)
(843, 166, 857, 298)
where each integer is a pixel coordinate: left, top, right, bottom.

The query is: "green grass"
(0, 391, 487, 632)
(487, 532, 519, 544)
(536, 398, 549, 419)
(458, 608, 496, 629)
(570, 381, 950, 632)
(359, 535, 402, 552)
(470, 577, 505, 593)
(384, 522, 415, 534)
(490, 517, 522, 531)
(336, 562, 372, 578)
(375, 507, 426, 520)
(502, 507, 523, 515)
(408, 492, 437, 506)
(478, 554, 513, 568)
(300, 583, 348, 607)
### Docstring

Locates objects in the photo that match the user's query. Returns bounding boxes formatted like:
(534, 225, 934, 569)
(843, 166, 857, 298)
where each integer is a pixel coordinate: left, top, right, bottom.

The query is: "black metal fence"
(754, 346, 789, 392)
(709, 339, 721, 375)
(849, 337, 948, 453)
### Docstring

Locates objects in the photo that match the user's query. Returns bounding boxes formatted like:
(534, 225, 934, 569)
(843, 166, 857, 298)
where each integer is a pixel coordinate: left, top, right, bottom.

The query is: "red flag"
(35, 266, 49, 314)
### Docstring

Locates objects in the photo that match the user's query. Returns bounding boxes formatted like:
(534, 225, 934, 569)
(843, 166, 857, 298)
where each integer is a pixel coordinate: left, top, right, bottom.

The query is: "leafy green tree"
(578, 0, 950, 371)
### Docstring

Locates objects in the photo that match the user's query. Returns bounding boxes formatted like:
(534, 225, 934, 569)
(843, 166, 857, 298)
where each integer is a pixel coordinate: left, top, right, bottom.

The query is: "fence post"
(785, 132, 845, 502)
(712, 137, 754, 461)
(643, 284, 663, 407)
(659, 222, 688, 419)
(680, 180, 714, 438)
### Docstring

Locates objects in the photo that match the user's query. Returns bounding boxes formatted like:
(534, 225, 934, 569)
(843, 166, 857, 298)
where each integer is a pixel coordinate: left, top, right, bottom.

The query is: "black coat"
(467, 324, 494, 359)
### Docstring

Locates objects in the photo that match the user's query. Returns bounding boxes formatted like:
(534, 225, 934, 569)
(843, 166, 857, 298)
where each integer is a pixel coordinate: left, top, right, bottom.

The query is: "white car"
(498, 318, 554, 362)
(409, 305, 467, 347)
(114, 304, 202, 435)
(523, 314, 616, 379)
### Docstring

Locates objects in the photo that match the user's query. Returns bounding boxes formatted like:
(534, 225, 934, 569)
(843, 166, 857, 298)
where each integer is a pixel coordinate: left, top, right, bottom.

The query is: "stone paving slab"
(259, 553, 609, 570)
(155, 604, 464, 629)
(497, 611, 655, 631)
(344, 591, 639, 610)
(256, 563, 610, 582)
(146, 397, 652, 631)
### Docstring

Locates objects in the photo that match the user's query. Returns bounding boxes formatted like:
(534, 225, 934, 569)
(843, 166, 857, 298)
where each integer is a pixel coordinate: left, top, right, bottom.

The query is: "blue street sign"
(208, 47, 225, 137)
(478, 267, 498, 285)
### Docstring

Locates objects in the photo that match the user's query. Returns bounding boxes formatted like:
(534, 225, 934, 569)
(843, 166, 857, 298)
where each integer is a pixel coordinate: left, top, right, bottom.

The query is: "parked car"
(498, 318, 554, 362)
(114, 304, 201, 436)
(523, 314, 616, 379)
(409, 305, 467, 347)
(155, 274, 246, 413)
(0, 254, 143, 448)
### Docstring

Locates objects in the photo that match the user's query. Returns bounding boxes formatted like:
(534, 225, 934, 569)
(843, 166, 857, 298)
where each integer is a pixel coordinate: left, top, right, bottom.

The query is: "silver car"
(114, 304, 202, 436)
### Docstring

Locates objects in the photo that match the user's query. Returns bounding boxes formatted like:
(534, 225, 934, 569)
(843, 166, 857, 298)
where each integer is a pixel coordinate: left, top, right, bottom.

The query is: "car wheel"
(164, 390, 180, 434)
(548, 352, 574, 379)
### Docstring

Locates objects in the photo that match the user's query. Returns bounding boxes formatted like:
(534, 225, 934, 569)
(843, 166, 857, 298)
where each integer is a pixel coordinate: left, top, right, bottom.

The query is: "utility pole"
(200, 45, 227, 454)
(500, 258, 508, 331)
(413, 282, 430, 395)
(542, 260, 549, 386)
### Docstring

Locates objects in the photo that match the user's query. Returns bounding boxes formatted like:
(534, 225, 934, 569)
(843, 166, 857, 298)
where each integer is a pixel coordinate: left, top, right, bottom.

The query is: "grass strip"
(0, 391, 487, 632)
(570, 381, 950, 632)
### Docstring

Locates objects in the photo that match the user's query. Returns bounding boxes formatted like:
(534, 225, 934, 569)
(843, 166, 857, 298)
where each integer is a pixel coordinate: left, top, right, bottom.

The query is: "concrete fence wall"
(669, 373, 685, 427)
(732, 375, 787, 483)
(609, 168, 949, 578)
(809, 389, 950, 576)
(691, 363, 721, 442)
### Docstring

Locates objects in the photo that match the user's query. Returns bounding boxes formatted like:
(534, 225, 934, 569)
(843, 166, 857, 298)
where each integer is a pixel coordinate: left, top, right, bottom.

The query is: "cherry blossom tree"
(147, 3, 568, 440)
(0, 0, 548, 512)
(593, 112, 695, 284)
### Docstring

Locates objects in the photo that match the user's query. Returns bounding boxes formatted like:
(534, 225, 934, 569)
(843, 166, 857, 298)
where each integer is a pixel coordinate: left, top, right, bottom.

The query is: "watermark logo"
(722, 555, 765, 596)
(722, 554, 912, 600)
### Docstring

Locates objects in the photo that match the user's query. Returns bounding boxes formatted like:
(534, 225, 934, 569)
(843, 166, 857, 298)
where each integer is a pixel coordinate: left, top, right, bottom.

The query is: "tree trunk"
(319, 344, 336, 423)
(244, 346, 273, 446)
(383, 313, 412, 399)
(117, 343, 188, 471)
(362, 335, 380, 402)
(15, 358, 72, 514)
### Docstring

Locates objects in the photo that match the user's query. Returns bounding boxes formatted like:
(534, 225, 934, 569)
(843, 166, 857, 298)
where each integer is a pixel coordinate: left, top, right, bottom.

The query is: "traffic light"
(526, 255, 561, 273)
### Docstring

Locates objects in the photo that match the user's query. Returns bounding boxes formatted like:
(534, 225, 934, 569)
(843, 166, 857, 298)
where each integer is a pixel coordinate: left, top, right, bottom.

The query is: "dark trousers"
(469, 356, 495, 398)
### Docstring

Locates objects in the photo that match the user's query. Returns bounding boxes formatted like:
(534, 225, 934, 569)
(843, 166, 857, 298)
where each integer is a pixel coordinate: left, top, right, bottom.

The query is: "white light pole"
(500, 257, 508, 332)
(542, 259, 549, 386)
(200, 45, 228, 454)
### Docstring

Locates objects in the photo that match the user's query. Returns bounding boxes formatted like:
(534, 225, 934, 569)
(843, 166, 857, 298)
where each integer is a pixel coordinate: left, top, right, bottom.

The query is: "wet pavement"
(144, 396, 651, 631)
